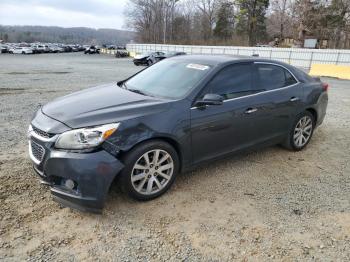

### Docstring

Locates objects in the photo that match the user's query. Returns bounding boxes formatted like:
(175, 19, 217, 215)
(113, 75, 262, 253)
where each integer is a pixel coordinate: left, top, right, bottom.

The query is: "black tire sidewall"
(119, 140, 179, 201)
(289, 111, 315, 151)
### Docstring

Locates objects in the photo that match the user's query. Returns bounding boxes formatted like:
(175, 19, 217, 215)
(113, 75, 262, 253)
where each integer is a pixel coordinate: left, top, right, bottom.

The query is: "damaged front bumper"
(28, 110, 124, 213)
(31, 148, 124, 213)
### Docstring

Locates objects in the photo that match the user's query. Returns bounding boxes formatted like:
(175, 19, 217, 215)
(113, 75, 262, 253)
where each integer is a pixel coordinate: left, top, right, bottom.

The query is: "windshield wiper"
(123, 82, 155, 97)
(127, 88, 148, 96)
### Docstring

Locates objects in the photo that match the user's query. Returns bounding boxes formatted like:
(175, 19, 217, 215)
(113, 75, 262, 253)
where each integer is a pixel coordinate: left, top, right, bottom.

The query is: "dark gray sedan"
(28, 55, 328, 212)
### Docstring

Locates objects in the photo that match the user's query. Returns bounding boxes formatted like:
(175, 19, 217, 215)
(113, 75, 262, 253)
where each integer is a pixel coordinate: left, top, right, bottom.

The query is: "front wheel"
(119, 140, 179, 201)
(283, 111, 315, 151)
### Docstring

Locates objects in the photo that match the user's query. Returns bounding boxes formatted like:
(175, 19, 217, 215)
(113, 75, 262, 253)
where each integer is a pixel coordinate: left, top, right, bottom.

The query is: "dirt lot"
(0, 53, 349, 261)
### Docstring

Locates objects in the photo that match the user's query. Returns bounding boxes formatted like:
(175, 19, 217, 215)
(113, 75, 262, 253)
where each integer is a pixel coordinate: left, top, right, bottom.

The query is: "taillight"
(322, 82, 329, 92)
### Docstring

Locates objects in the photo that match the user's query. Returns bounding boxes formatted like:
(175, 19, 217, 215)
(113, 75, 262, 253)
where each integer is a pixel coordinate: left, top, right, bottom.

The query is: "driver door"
(190, 63, 265, 164)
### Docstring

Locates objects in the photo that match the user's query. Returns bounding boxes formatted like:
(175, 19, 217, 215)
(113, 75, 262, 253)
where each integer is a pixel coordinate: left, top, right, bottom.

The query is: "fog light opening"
(64, 179, 75, 190)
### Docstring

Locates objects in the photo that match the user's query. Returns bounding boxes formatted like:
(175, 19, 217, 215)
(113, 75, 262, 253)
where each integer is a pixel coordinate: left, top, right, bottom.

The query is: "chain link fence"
(126, 44, 350, 69)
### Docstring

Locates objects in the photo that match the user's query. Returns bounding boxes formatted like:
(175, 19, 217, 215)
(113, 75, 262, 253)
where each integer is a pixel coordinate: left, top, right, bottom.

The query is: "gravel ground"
(0, 53, 349, 261)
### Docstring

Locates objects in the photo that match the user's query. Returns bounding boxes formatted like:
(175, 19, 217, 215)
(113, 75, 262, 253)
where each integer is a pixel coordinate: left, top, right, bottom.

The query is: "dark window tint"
(255, 64, 297, 91)
(205, 64, 254, 100)
(285, 70, 298, 86)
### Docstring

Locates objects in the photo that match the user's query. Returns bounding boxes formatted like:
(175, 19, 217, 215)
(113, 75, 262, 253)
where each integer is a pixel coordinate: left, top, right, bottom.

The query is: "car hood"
(134, 54, 149, 59)
(42, 83, 170, 128)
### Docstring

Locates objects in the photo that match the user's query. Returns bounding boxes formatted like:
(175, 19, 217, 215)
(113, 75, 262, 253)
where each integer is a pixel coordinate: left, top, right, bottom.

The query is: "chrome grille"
(32, 125, 55, 139)
(30, 140, 45, 163)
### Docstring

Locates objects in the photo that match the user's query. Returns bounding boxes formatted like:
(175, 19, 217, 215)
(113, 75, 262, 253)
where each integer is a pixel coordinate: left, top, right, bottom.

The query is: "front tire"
(283, 111, 315, 151)
(119, 140, 179, 201)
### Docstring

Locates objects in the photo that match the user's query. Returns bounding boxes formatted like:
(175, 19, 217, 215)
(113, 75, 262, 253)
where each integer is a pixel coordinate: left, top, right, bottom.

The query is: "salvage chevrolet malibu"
(28, 55, 328, 212)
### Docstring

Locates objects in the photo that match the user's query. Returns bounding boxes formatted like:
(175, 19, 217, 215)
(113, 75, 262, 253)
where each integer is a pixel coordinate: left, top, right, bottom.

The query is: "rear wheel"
(283, 111, 315, 151)
(119, 140, 179, 201)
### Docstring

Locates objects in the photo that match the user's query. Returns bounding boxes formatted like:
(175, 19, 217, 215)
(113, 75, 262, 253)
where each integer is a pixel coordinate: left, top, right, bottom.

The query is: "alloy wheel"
(131, 149, 174, 195)
(293, 116, 313, 147)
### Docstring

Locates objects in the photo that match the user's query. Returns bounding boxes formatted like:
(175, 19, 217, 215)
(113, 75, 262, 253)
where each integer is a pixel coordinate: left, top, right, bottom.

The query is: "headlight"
(55, 123, 120, 150)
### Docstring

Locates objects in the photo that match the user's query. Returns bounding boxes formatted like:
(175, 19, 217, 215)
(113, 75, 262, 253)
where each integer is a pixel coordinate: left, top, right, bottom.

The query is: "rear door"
(251, 62, 303, 140)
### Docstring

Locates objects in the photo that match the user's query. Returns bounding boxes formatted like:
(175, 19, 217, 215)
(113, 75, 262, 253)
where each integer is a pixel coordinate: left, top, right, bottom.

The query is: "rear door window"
(254, 64, 297, 91)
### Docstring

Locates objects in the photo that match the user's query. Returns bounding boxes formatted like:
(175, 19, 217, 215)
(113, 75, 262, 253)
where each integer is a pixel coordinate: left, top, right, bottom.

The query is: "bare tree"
(124, 0, 350, 48)
(269, 0, 294, 39)
(195, 0, 219, 40)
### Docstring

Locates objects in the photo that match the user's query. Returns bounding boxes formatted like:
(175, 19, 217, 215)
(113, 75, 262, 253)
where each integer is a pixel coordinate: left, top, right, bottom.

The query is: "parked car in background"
(31, 44, 45, 54)
(84, 46, 100, 54)
(42, 45, 51, 53)
(48, 45, 64, 53)
(62, 45, 73, 52)
(28, 55, 328, 212)
(133, 51, 165, 66)
(0, 44, 9, 53)
(115, 50, 129, 58)
(4, 42, 96, 54)
(77, 45, 86, 52)
(106, 45, 117, 50)
(82, 45, 90, 51)
(9, 47, 33, 54)
(69, 45, 79, 52)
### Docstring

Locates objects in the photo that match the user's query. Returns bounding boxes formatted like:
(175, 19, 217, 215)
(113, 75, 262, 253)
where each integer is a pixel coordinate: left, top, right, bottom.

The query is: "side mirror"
(195, 94, 224, 107)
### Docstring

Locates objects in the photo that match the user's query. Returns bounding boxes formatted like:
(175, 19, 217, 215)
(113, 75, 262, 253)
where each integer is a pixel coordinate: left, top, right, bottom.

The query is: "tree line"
(0, 26, 135, 45)
(125, 0, 350, 48)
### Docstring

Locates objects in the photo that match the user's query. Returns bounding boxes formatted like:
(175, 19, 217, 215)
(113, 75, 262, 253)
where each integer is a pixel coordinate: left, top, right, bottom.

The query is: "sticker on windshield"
(186, 63, 209, 71)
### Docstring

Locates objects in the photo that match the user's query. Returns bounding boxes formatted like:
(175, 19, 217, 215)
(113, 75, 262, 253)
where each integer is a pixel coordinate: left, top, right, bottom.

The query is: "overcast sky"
(0, 0, 129, 30)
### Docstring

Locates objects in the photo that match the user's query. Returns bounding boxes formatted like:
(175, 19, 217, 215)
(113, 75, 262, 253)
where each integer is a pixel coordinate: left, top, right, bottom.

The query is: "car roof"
(169, 54, 288, 67)
(167, 54, 312, 82)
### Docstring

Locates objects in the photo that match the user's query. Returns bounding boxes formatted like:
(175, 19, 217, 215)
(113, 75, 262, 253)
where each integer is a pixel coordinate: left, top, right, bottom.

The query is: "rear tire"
(119, 140, 179, 201)
(283, 111, 315, 151)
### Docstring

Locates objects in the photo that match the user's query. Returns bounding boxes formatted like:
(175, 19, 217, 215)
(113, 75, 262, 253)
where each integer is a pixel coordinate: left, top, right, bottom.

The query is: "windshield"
(125, 60, 212, 99)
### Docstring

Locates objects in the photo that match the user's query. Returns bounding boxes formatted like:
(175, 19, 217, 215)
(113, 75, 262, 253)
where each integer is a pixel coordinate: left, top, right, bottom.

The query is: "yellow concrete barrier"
(129, 51, 136, 58)
(309, 64, 350, 80)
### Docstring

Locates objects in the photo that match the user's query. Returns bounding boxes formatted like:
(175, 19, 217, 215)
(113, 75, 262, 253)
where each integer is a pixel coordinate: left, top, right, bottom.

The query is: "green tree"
(214, 1, 235, 40)
(236, 0, 269, 46)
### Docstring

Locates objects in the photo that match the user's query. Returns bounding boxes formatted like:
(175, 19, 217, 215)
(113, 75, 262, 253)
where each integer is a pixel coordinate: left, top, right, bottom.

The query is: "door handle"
(290, 97, 300, 102)
(245, 108, 258, 114)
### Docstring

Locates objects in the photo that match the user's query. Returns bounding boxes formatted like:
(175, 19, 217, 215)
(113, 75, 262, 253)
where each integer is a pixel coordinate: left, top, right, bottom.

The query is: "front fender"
(104, 109, 191, 170)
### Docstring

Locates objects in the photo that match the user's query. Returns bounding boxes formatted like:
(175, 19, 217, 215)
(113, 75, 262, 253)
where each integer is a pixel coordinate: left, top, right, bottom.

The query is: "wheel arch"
(118, 136, 183, 171)
(305, 107, 318, 123)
